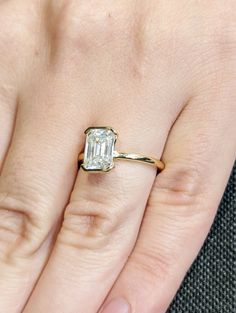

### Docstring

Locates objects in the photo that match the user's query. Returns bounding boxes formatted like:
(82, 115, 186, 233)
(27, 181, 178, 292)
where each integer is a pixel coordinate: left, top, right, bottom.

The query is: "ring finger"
(24, 98, 182, 313)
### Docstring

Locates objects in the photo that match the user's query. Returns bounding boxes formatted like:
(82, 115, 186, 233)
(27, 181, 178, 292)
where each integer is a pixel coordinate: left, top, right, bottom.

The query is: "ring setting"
(78, 126, 165, 173)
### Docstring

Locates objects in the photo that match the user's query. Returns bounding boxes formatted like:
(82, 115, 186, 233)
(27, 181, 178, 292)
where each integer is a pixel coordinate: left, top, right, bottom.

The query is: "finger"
(23, 97, 181, 313)
(0, 84, 87, 312)
(99, 84, 236, 312)
(0, 0, 29, 170)
(23, 131, 165, 312)
(0, 82, 17, 169)
(23, 2, 192, 310)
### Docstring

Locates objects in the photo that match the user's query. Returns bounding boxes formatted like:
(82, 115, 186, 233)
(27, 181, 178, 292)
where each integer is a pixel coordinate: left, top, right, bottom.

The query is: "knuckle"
(58, 196, 129, 251)
(130, 248, 173, 282)
(0, 192, 49, 261)
(152, 163, 202, 209)
(204, 8, 236, 61)
(214, 29, 236, 62)
(150, 162, 217, 220)
(52, 1, 130, 43)
(49, 1, 146, 76)
(0, 204, 27, 262)
(0, 3, 39, 56)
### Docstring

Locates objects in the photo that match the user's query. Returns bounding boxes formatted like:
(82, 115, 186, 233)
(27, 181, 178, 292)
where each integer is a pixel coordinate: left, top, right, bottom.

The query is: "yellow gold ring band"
(78, 151, 164, 171)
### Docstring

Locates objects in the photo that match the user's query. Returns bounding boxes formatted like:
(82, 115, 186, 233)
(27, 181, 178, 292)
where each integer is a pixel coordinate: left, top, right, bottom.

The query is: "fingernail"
(102, 297, 130, 313)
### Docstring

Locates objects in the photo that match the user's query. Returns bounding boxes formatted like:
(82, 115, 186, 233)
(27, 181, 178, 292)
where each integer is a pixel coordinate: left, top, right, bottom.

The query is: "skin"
(0, 1, 235, 312)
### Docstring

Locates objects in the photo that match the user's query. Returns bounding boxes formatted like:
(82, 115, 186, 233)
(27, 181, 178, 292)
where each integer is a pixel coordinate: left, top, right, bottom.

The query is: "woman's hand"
(0, 1, 235, 312)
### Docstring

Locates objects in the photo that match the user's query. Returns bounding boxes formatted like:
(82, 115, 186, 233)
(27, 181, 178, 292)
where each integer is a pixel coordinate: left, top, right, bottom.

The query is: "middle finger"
(0, 75, 87, 312)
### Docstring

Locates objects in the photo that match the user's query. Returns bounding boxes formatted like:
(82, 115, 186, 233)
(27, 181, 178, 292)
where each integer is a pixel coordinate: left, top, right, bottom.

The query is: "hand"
(0, 1, 235, 312)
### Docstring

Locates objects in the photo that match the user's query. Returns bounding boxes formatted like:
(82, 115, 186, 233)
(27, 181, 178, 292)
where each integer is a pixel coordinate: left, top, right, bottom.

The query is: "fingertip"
(101, 297, 131, 313)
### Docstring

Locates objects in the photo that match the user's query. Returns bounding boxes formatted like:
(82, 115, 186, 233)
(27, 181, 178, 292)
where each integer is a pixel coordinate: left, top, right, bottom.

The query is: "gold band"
(78, 151, 164, 171)
(113, 151, 164, 170)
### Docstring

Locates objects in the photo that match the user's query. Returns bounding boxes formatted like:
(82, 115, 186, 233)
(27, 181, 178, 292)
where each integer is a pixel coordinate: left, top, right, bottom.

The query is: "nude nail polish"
(102, 297, 130, 313)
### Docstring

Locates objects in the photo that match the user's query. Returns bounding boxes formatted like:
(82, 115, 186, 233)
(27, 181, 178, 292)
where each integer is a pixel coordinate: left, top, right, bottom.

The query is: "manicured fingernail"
(102, 298, 130, 313)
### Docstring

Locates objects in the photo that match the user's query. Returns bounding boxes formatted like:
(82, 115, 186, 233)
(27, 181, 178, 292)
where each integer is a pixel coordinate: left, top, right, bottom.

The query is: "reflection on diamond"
(83, 127, 117, 171)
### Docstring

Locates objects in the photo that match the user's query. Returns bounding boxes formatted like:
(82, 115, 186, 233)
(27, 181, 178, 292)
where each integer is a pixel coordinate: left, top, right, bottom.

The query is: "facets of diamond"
(83, 128, 116, 171)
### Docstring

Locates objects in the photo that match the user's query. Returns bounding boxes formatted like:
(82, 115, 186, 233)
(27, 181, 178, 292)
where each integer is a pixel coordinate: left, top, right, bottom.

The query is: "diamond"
(82, 127, 117, 171)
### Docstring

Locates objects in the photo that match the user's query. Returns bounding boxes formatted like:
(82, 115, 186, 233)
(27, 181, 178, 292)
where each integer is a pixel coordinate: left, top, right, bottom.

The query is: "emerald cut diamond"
(82, 127, 117, 172)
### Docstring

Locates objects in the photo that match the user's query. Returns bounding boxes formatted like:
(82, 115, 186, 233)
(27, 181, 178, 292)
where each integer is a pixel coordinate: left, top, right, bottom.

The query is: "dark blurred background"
(168, 163, 235, 313)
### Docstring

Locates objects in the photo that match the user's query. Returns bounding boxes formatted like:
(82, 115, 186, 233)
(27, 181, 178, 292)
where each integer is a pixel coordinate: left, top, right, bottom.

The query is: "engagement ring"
(78, 127, 165, 173)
